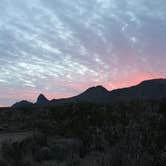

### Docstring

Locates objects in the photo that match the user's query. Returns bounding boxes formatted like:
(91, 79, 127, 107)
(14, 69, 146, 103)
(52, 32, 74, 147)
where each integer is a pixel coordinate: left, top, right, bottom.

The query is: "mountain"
(49, 79, 166, 105)
(36, 94, 49, 105)
(11, 78, 166, 108)
(49, 85, 111, 105)
(12, 100, 34, 109)
(11, 94, 49, 108)
(110, 79, 166, 102)
(72, 85, 111, 103)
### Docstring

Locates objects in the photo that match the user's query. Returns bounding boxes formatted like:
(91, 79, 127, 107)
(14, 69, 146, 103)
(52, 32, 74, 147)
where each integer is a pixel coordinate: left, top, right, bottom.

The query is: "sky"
(0, 0, 166, 106)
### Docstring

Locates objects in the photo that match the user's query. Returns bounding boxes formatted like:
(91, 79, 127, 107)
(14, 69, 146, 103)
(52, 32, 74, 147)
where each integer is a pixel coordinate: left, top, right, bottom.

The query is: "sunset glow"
(0, 0, 166, 106)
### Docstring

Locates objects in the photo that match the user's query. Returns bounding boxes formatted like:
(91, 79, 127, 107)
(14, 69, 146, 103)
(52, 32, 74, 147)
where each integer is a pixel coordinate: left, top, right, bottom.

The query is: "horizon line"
(4, 77, 165, 107)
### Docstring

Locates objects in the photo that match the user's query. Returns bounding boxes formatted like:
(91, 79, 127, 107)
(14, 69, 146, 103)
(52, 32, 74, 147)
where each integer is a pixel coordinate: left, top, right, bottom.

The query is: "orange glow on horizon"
(22, 75, 166, 101)
(0, 104, 6, 107)
(3, 74, 165, 106)
(107, 73, 165, 90)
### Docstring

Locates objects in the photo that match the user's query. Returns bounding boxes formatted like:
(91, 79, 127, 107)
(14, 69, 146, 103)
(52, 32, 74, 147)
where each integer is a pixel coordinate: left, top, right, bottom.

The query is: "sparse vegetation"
(0, 100, 166, 165)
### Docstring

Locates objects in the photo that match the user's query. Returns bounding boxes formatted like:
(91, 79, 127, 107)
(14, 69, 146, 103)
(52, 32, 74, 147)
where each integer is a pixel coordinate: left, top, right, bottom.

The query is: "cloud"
(0, 0, 166, 105)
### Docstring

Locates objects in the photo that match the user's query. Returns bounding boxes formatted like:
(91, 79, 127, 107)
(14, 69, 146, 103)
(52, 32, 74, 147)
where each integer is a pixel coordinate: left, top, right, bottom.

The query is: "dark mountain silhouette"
(49, 85, 111, 105)
(36, 94, 49, 105)
(75, 85, 110, 102)
(12, 78, 166, 108)
(110, 79, 166, 102)
(12, 100, 34, 109)
(11, 94, 49, 108)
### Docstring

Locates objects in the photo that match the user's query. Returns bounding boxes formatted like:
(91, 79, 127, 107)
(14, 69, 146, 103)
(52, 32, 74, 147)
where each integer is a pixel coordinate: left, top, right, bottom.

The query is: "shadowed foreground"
(0, 100, 166, 166)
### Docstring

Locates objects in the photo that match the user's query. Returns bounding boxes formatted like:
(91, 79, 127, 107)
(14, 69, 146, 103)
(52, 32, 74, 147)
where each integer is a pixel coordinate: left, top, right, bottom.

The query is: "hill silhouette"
(110, 78, 166, 102)
(12, 100, 33, 109)
(36, 94, 49, 105)
(12, 78, 166, 108)
(3, 79, 166, 166)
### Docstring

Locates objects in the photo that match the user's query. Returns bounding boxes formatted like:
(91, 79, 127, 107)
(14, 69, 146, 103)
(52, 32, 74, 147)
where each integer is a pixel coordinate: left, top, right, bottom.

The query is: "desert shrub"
(1, 141, 34, 166)
(0, 131, 49, 165)
(0, 160, 8, 166)
(159, 99, 166, 113)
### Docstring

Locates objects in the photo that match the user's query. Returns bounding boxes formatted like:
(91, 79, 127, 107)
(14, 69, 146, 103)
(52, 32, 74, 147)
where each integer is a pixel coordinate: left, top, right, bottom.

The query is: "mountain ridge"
(12, 78, 166, 108)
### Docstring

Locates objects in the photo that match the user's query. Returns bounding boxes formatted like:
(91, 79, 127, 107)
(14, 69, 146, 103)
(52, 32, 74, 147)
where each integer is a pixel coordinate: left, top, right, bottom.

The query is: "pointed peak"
(36, 94, 49, 105)
(38, 93, 47, 99)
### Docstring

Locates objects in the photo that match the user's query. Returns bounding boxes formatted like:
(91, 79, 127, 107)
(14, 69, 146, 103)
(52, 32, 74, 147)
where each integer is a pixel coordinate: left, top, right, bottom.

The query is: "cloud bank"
(0, 0, 166, 105)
